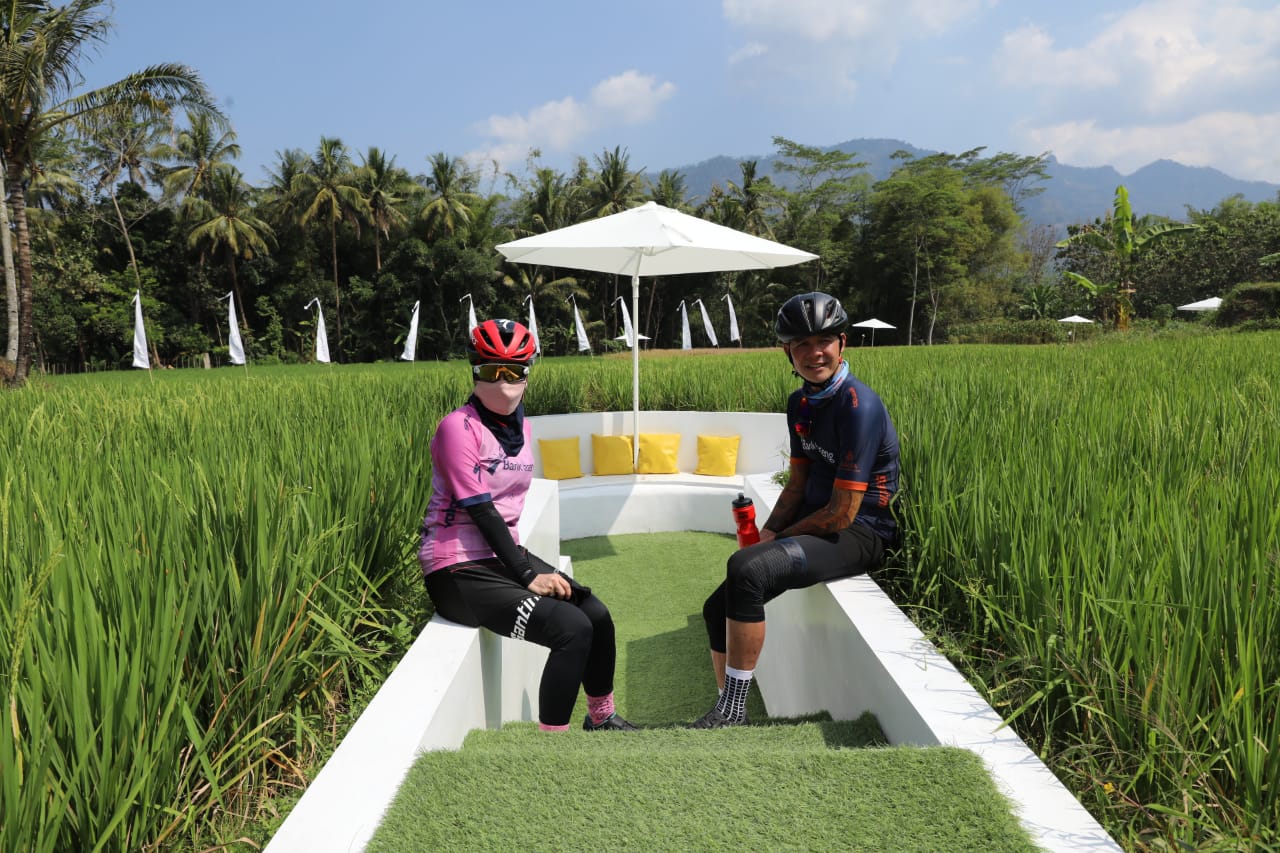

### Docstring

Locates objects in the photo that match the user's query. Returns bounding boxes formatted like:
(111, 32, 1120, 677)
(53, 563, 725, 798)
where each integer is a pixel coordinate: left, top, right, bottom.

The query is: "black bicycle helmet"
(774, 292, 848, 342)
(468, 319, 537, 364)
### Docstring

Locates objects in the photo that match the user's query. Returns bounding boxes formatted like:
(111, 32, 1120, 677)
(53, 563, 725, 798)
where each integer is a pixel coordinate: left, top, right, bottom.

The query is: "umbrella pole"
(632, 273, 641, 468)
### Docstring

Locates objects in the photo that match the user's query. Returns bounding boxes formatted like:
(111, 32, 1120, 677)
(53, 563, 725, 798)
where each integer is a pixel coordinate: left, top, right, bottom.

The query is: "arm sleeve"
(464, 500, 536, 586)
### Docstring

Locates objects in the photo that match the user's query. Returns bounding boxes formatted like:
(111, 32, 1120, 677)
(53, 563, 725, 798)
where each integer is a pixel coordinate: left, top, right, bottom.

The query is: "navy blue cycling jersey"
(786, 368, 900, 543)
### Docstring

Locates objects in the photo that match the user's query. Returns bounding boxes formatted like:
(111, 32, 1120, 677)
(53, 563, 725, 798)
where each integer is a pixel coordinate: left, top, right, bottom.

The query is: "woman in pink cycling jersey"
(419, 318, 636, 732)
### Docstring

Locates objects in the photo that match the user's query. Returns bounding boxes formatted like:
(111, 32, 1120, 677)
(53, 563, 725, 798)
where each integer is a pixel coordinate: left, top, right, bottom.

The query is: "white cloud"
(1021, 111, 1280, 183)
(996, 1, 1280, 116)
(721, 0, 989, 87)
(589, 71, 677, 124)
(468, 72, 676, 173)
(723, 0, 985, 42)
(729, 42, 767, 65)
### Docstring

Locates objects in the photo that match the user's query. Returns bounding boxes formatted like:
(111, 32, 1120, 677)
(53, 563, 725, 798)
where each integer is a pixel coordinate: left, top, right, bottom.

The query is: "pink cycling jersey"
(419, 402, 535, 574)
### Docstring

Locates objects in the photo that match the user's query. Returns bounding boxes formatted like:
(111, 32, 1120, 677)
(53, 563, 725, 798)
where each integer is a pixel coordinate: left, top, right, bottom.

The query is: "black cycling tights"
(425, 556, 615, 727)
(702, 525, 885, 653)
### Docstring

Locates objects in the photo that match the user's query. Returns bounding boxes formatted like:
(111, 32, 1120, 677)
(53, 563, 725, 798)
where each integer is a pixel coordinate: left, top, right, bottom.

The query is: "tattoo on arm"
(762, 462, 809, 533)
(762, 486, 805, 533)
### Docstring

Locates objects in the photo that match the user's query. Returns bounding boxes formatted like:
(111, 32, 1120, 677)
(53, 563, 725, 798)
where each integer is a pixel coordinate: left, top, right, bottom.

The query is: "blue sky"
(83, 0, 1280, 186)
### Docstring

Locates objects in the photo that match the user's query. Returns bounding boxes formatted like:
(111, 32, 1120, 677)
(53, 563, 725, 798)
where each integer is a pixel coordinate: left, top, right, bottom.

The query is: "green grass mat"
(564, 531, 768, 726)
(368, 533, 1035, 852)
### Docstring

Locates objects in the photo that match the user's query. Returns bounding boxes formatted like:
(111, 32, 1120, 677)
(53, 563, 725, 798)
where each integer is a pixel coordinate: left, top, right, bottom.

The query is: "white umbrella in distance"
(498, 201, 816, 461)
(1177, 296, 1222, 312)
(1058, 314, 1093, 342)
(851, 317, 896, 347)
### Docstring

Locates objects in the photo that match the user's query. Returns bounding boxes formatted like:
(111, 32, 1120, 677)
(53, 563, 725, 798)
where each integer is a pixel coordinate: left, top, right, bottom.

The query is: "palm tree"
(357, 147, 412, 271)
(5, 132, 80, 361)
(647, 168, 691, 212)
(586, 146, 644, 218)
(80, 111, 169, 288)
(292, 136, 369, 356)
(517, 166, 580, 236)
(161, 111, 240, 200)
(724, 160, 774, 237)
(1, 0, 217, 386)
(260, 147, 308, 228)
(185, 167, 274, 332)
(419, 152, 478, 239)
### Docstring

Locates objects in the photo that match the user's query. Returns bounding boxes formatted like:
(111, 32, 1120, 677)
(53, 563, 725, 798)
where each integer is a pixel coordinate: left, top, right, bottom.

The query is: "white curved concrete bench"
(268, 412, 1120, 853)
(527, 411, 788, 538)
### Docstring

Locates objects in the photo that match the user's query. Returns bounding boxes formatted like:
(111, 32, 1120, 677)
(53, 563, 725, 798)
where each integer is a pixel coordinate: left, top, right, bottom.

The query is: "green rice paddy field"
(2, 331, 1278, 850)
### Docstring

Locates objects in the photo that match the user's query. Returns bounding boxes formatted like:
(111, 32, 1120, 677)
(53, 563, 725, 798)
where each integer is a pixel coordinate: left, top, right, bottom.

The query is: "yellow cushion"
(637, 433, 681, 474)
(591, 434, 634, 475)
(695, 434, 740, 476)
(538, 437, 583, 480)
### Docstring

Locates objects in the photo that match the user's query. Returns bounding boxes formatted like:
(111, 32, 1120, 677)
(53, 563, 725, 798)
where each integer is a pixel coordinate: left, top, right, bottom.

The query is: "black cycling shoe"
(582, 712, 640, 731)
(687, 706, 749, 729)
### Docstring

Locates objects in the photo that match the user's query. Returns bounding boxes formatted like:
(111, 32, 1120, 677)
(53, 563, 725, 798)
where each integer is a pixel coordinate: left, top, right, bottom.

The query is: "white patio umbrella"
(1057, 314, 1093, 342)
(1177, 296, 1222, 312)
(851, 317, 895, 347)
(498, 201, 816, 461)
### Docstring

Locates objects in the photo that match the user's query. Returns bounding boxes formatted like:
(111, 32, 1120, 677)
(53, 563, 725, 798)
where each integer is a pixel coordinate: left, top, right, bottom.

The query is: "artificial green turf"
(367, 533, 1035, 852)
(563, 531, 769, 726)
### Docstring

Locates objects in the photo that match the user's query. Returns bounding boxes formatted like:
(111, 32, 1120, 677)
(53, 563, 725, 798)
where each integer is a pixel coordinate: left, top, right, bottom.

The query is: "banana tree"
(1055, 185, 1199, 329)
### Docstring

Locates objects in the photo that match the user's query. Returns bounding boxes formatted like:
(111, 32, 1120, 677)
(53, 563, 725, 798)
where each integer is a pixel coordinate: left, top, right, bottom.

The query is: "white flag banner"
(525, 296, 541, 354)
(222, 292, 246, 365)
(614, 296, 637, 348)
(722, 294, 741, 342)
(400, 300, 420, 361)
(679, 301, 692, 350)
(305, 297, 331, 363)
(461, 294, 478, 334)
(132, 290, 150, 369)
(571, 300, 590, 352)
(695, 298, 719, 347)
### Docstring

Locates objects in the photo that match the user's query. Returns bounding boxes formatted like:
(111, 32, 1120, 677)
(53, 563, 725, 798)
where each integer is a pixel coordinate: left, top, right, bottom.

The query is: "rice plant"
(1, 333, 1277, 849)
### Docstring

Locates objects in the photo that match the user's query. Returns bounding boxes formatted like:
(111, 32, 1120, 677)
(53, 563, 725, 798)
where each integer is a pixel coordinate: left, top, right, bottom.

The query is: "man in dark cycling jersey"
(691, 291, 900, 728)
(421, 319, 637, 732)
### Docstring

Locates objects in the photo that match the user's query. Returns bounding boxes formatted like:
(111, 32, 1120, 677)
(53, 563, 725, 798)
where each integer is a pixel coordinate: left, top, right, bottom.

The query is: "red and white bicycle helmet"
(468, 319, 537, 365)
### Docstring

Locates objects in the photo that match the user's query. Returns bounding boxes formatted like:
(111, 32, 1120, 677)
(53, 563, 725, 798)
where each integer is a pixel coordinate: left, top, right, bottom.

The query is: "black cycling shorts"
(424, 550, 616, 726)
(702, 524, 886, 653)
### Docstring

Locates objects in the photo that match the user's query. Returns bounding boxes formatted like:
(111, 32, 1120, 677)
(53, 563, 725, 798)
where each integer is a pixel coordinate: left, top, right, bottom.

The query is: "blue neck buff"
(802, 359, 849, 401)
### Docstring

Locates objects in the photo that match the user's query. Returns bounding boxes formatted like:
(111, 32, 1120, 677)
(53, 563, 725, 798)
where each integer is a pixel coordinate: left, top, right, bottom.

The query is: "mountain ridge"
(654, 138, 1280, 229)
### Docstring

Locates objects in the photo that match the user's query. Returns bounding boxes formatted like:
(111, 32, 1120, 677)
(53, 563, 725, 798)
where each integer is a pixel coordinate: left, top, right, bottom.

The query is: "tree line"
(5, 1, 1280, 387)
